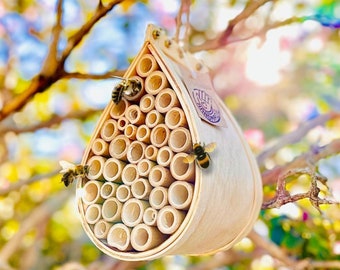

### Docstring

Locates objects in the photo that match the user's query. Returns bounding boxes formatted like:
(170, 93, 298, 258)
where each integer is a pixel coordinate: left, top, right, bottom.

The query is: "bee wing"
(59, 160, 75, 173)
(183, 154, 196, 164)
(204, 142, 217, 153)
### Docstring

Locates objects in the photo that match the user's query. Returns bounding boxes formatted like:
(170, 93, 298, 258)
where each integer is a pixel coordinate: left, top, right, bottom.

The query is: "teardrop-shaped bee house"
(77, 24, 263, 261)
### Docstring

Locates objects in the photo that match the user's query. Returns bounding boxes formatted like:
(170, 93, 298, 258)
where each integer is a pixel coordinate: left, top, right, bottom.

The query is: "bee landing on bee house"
(59, 160, 90, 187)
(111, 77, 142, 105)
(184, 142, 216, 169)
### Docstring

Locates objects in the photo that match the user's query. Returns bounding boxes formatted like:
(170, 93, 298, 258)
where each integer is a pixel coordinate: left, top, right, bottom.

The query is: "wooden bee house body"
(78, 25, 262, 261)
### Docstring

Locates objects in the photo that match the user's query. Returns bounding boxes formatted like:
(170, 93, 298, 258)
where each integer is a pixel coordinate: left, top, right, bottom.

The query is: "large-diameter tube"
(149, 186, 168, 210)
(121, 198, 150, 227)
(170, 153, 195, 181)
(165, 107, 188, 129)
(157, 146, 174, 167)
(131, 178, 152, 200)
(91, 138, 109, 157)
(110, 98, 129, 119)
(116, 184, 132, 202)
(121, 164, 139, 185)
(149, 165, 174, 187)
(82, 180, 104, 205)
(125, 105, 146, 125)
(136, 53, 159, 77)
(157, 205, 186, 234)
(137, 159, 156, 177)
(85, 204, 102, 225)
(107, 223, 133, 251)
(127, 141, 146, 164)
(131, 224, 165, 251)
(109, 135, 131, 161)
(155, 88, 179, 113)
(145, 70, 169, 95)
(145, 110, 164, 128)
(150, 124, 170, 148)
(86, 156, 106, 180)
(168, 127, 192, 153)
(168, 181, 194, 210)
(103, 157, 125, 182)
(94, 219, 112, 239)
(102, 197, 122, 222)
(100, 119, 120, 142)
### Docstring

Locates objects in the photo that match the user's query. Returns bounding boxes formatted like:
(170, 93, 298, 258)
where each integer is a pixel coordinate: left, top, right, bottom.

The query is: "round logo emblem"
(192, 88, 221, 124)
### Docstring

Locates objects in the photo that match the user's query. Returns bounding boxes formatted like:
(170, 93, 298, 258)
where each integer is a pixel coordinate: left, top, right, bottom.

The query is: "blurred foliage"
(0, 0, 340, 269)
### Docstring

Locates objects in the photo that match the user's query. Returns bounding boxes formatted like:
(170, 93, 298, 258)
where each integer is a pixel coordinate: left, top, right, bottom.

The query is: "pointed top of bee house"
(77, 24, 262, 261)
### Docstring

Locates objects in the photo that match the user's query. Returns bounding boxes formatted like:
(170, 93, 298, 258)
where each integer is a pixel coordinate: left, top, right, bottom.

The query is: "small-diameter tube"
(137, 159, 156, 177)
(107, 223, 133, 251)
(165, 107, 188, 129)
(94, 219, 112, 239)
(150, 124, 170, 148)
(145, 110, 164, 128)
(125, 104, 146, 125)
(140, 94, 155, 113)
(155, 88, 180, 113)
(117, 117, 129, 132)
(143, 207, 158, 226)
(100, 182, 119, 199)
(131, 224, 165, 252)
(85, 204, 102, 225)
(127, 141, 146, 164)
(168, 181, 194, 210)
(91, 138, 110, 157)
(157, 205, 186, 234)
(110, 98, 129, 119)
(86, 156, 106, 180)
(82, 180, 104, 205)
(103, 157, 125, 182)
(109, 135, 131, 161)
(121, 164, 139, 186)
(136, 124, 151, 143)
(102, 197, 123, 222)
(149, 165, 174, 187)
(136, 53, 159, 77)
(156, 146, 174, 167)
(116, 184, 132, 202)
(100, 119, 120, 142)
(170, 153, 195, 182)
(168, 127, 192, 153)
(121, 198, 150, 227)
(124, 76, 145, 102)
(145, 70, 170, 95)
(124, 124, 137, 140)
(145, 145, 158, 161)
(131, 178, 152, 200)
(149, 186, 168, 210)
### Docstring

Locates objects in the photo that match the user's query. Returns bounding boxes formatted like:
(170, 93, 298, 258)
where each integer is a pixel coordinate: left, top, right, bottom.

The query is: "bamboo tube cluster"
(81, 51, 195, 253)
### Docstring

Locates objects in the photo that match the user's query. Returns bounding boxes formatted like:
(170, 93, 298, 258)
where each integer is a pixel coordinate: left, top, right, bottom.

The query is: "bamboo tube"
(117, 117, 129, 132)
(102, 197, 123, 222)
(103, 157, 125, 182)
(124, 124, 137, 140)
(125, 105, 146, 126)
(100, 119, 120, 142)
(156, 146, 174, 167)
(85, 204, 102, 225)
(170, 153, 195, 182)
(121, 198, 150, 227)
(92, 138, 110, 157)
(116, 184, 132, 202)
(155, 88, 180, 113)
(150, 124, 170, 148)
(109, 135, 131, 161)
(86, 156, 106, 180)
(131, 224, 165, 251)
(136, 53, 159, 77)
(149, 186, 168, 210)
(109, 98, 129, 119)
(168, 181, 194, 210)
(149, 165, 174, 187)
(82, 180, 104, 205)
(145, 70, 169, 95)
(165, 107, 188, 129)
(137, 159, 156, 177)
(124, 76, 145, 102)
(157, 205, 186, 234)
(127, 141, 146, 164)
(107, 223, 133, 251)
(94, 219, 112, 239)
(168, 127, 192, 153)
(131, 178, 152, 200)
(100, 182, 119, 199)
(145, 110, 164, 128)
(121, 164, 139, 185)
(145, 145, 158, 161)
(140, 94, 155, 113)
(143, 207, 158, 226)
(136, 124, 151, 143)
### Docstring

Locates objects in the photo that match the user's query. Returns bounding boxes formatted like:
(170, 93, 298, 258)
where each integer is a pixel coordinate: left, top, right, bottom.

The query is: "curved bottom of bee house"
(77, 24, 262, 261)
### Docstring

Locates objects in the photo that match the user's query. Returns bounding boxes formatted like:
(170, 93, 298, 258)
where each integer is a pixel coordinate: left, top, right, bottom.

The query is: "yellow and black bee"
(184, 142, 216, 169)
(59, 160, 90, 187)
(112, 78, 142, 104)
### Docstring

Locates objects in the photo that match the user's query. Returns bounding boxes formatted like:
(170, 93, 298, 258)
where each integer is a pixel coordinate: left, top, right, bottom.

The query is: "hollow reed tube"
(107, 223, 133, 251)
(121, 198, 150, 227)
(149, 165, 174, 187)
(109, 135, 131, 161)
(100, 182, 119, 199)
(102, 197, 123, 223)
(149, 186, 168, 210)
(82, 180, 104, 205)
(155, 88, 180, 113)
(136, 53, 159, 77)
(140, 94, 155, 113)
(145, 110, 164, 128)
(116, 184, 132, 203)
(86, 156, 106, 180)
(94, 219, 112, 239)
(156, 146, 174, 167)
(170, 153, 195, 182)
(124, 76, 145, 103)
(125, 104, 146, 125)
(109, 98, 129, 119)
(131, 224, 165, 252)
(168, 181, 194, 210)
(165, 107, 188, 129)
(91, 138, 110, 157)
(124, 124, 137, 140)
(131, 178, 152, 200)
(85, 204, 102, 225)
(143, 207, 158, 226)
(100, 119, 120, 142)
(121, 164, 139, 186)
(168, 127, 192, 153)
(103, 157, 125, 182)
(117, 116, 129, 132)
(137, 159, 156, 177)
(157, 205, 186, 234)
(145, 145, 158, 161)
(127, 141, 146, 164)
(150, 124, 170, 148)
(145, 70, 169, 95)
(136, 124, 151, 143)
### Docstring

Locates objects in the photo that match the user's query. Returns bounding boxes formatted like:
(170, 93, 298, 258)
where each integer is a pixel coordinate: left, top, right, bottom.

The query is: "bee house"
(78, 24, 263, 261)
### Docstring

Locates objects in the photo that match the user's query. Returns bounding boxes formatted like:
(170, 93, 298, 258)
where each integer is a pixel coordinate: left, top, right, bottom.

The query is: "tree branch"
(61, 70, 126, 80)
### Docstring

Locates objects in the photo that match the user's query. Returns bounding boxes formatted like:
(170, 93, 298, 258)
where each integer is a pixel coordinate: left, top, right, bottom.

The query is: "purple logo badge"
(192, 88, 221, 124)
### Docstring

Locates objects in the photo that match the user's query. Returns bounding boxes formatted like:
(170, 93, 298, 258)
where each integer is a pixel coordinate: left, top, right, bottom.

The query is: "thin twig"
(61, 70, 126, 80)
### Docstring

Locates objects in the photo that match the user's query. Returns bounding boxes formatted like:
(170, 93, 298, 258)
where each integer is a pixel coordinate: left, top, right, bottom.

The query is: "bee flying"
(112, 78, 142, 104)
(184, 142, 216, 169)
(59, 160, 90, 187)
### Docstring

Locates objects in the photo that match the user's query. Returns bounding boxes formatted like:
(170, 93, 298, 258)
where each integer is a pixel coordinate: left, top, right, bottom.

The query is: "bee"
(184, 142, 216, 169)
(59, 160, 90, 187)
(112, 78, 142, 104)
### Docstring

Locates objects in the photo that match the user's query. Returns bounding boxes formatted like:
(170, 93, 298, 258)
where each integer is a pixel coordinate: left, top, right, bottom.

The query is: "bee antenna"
(112, 75, 125, 81)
